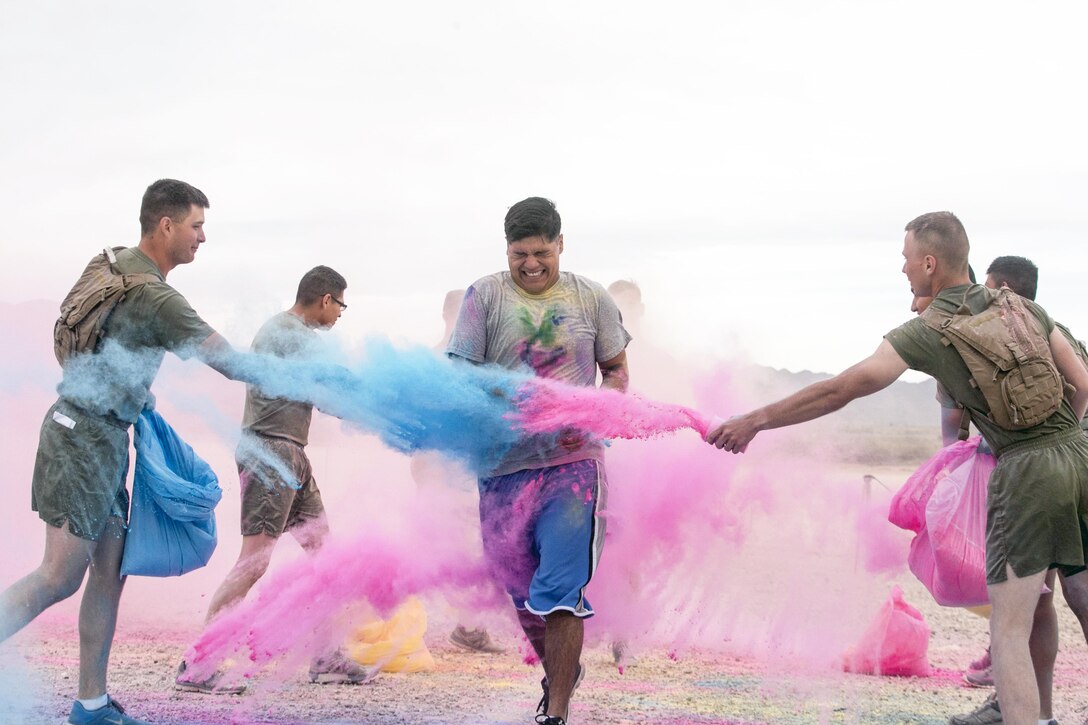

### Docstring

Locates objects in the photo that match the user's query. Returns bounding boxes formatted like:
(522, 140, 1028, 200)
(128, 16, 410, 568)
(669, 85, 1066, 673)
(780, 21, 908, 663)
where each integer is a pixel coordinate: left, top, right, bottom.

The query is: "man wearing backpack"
(706, 212, 1088, 725)
(946, 255, 1088, 725)
(0, 179, 254, 725)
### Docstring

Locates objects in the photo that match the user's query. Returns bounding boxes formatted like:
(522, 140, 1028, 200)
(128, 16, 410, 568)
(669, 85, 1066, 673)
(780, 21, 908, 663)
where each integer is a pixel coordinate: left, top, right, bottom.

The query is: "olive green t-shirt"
(1055, 320, 1088, 432)
(885, 284, 1081, 453)
(241, 311, 319, 446)
(57, 247, 215, 424)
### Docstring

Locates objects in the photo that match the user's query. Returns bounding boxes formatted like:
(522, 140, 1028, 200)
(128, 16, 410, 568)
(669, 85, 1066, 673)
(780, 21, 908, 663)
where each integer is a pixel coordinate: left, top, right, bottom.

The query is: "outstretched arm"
(196, 333, 259, 383)
(706, 339, 909, 454)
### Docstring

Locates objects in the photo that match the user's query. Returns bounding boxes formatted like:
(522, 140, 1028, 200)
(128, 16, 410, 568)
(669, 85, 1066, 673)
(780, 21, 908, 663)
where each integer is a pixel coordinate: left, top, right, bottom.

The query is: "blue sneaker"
(67, 697, 150, 725)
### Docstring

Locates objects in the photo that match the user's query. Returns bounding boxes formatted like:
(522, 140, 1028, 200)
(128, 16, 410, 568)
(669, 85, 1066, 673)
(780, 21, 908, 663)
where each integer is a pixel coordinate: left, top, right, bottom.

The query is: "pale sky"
(2, 1, 1086, 378)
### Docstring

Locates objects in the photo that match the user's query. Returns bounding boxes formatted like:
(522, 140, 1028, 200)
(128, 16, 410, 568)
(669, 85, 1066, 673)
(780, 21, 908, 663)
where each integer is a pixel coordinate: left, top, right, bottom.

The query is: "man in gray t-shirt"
(447, 197, 630, 725)
(176, 265, 372, 691)
(0, 179, 260, 725)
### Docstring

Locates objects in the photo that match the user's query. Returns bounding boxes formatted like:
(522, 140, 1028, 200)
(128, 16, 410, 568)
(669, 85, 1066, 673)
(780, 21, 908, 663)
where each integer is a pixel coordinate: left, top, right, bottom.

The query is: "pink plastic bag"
(922, 448, 994, 607)
(889, 437, 994, 607)
(888, 437, 979, 533)
(843, 585, 931, 677)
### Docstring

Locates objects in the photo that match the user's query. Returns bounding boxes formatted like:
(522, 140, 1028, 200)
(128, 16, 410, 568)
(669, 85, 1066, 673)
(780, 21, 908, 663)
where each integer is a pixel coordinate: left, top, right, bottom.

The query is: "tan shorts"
(237, 434, 325, 538)
(31, 399, 130, 541)
(986, 427, 1088, 584)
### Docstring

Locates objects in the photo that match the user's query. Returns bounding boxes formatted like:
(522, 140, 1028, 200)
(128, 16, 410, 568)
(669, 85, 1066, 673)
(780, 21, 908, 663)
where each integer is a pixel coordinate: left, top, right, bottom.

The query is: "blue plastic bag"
(120, 409, 222, 577)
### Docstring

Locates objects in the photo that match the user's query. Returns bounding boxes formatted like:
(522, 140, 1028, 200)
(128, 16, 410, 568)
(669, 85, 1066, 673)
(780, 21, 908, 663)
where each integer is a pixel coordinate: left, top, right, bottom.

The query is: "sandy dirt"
(4, 588, 1087, 725)
(3, 462, 1087, 725)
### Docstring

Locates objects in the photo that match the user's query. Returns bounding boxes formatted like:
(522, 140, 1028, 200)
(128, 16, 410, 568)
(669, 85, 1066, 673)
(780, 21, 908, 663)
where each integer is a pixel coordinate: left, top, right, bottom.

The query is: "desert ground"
(3, 461, 1086, 725)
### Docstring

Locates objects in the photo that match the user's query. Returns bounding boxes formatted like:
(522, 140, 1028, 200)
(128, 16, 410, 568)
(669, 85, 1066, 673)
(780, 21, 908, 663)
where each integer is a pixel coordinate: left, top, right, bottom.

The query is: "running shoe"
(67, 697, 150, 725)
(308, 649, 375, 685)
(174, 660, 246, 695)
(449, 625, 505, 653)
(949, 693, 1002, 725)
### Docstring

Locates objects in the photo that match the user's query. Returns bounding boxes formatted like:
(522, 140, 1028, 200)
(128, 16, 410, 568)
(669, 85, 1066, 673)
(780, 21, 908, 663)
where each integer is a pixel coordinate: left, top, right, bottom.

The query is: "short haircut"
(443, 289, 465, 318)
(140, 179, 210, 236)
(987, 255, 1039, 300)
(505, 197, 561, 243)
(295, 265, 347, 305)
(904, 211, 970, 276)
(608, 279, 642, 302)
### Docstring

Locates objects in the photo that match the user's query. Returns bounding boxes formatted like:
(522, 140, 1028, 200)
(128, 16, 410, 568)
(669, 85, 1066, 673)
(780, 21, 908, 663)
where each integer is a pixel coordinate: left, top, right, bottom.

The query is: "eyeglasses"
(329, 295, 348, 311)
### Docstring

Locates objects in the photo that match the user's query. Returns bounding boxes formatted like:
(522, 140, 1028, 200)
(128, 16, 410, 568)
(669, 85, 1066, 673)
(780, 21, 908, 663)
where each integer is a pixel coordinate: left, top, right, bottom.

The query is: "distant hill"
(736, 365, 942, 465)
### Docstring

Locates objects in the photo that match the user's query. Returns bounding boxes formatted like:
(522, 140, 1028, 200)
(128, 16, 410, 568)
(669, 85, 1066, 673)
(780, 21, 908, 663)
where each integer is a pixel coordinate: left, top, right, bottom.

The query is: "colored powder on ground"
(185, 512, 504, 681)
(842, 585, 930, 677)
(508, 376, 711, 440)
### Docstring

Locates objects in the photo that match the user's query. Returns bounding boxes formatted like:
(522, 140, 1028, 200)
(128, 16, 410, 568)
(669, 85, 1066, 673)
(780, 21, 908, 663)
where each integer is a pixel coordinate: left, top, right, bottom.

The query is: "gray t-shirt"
(57, 247, 215, 424)
(241, 311, 320, 446)
(447, 271, 631, 476)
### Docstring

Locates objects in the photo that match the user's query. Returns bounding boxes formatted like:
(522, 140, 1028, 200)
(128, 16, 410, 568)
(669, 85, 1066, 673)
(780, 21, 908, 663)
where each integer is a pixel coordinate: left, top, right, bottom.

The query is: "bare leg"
(543, 611, 583, 720)
(1058, 568, 1088, 645)
(202, 533, 278, 625)
(1029, 570, 1058, 720)
(292, 515, 329, 556)
(78, 517, 127, 699)
(989, 565, 1047, 725)
(517, 607, 546, 663)
(0, 522, 93, 641)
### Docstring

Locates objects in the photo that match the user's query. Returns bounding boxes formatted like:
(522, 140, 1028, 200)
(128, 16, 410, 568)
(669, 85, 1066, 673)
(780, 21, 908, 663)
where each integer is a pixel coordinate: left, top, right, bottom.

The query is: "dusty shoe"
(966, 646, 991, 672)
(963, 664, 994, 688)
(67, 697, 150, 725)
(964, 646, 993, 687)
(449, 625, 505, 654)
(535, 717, 566, 725)
(174, 660, 246, 695)
(309, 649, 375, 685)
(949, 693, 1002, 725)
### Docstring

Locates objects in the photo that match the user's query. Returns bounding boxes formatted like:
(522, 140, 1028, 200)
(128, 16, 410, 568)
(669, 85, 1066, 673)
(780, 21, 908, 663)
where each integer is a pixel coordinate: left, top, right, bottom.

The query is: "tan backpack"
(921, 285, 1067, 430)
(54, 247, 158, 367)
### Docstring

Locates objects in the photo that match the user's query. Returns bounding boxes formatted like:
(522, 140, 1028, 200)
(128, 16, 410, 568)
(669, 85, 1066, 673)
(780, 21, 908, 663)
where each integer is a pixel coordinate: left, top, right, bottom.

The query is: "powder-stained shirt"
(885, 284, 1081, 454)
(447, 270, 631, 476)
(57, 247, 215, 425)
(242, 311, 320, 446)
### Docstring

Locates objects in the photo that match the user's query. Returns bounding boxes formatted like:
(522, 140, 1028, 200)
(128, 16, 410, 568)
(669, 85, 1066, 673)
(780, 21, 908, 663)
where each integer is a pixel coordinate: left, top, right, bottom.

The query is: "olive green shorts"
(31, 400, 130, 541)
(986, 427, 1088, 584)
(237, 434, 325, 538)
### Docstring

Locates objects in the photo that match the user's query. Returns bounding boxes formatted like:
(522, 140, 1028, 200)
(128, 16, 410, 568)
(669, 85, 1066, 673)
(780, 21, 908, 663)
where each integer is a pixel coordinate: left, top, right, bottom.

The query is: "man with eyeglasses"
(175, 265, 371, 692)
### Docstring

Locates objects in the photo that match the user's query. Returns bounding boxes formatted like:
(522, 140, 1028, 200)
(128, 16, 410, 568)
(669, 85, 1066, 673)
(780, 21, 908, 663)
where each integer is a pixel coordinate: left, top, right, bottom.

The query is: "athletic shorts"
(478, 458, 607, 618)
(31, 399, 130, 541)
(987, 427, 1088, 584)
(237, 434, 325, 538)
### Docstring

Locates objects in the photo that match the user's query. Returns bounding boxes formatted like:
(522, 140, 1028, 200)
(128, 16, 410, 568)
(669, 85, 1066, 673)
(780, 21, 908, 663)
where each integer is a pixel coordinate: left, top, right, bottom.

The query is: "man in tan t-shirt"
(175, 265, 372, 692)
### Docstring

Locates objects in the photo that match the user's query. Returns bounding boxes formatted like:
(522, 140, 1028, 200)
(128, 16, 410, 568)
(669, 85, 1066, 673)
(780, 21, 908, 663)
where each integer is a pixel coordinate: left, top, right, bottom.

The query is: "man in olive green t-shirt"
(176, 265, 372, 691)
(0, 179, 259, 725)
(706, 212, 1088, 725)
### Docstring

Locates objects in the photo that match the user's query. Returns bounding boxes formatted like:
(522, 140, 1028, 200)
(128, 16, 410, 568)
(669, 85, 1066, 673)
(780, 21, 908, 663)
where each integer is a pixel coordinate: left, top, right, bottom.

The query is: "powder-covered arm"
(705, 339, 909, 454)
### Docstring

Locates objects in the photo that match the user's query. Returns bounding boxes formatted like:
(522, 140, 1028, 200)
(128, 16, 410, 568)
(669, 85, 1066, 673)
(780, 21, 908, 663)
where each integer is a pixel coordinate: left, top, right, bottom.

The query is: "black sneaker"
(534, 717, 566, 725)
(536, 663, 584, 718)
